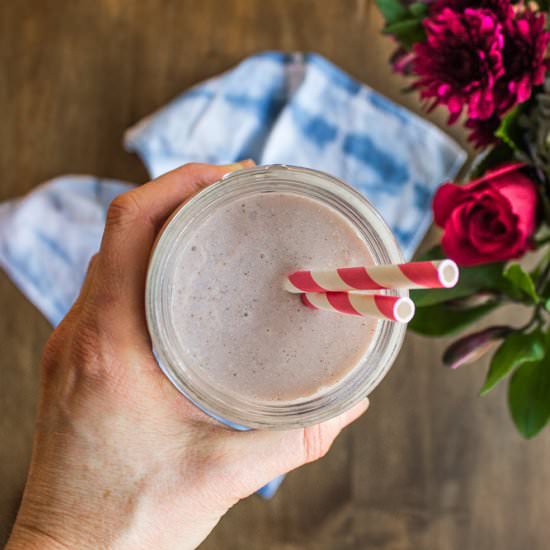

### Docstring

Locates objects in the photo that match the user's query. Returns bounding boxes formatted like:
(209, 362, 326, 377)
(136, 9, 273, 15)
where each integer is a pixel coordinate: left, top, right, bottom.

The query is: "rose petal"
(442, 230, 483, 266)
(474, 162, 526, 186)
(432, 183, 468, 226)
(490, 171, 539, 238)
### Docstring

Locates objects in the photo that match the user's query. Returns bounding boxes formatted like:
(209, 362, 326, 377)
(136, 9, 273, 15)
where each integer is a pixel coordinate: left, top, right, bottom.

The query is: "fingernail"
(239, 159, 256, 167)
(348, 398, 369, 423)
(221, 159, 255, 172)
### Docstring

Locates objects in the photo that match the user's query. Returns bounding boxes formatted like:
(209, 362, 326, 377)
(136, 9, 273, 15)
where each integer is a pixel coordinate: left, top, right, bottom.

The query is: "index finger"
(91, 161, 254, 331)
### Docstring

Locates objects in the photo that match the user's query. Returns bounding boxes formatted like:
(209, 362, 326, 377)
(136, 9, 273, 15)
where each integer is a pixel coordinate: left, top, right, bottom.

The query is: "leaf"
(502, 264, 539, 304)
(469, 142, 514, 179)
(415, 245, 445, 262)
(532, 249, 550, 295)
(495, 108, 523, 151)
(481, 330, 546, 395)
(409, 2, 428, 17)
(375, 0, 409, 25)
(411, 261, 506, 307)
(508, 351, 550, 438)
(383, 18, 426, 48)
(408, 301, 499, 336)
(545, 298, 550, 312)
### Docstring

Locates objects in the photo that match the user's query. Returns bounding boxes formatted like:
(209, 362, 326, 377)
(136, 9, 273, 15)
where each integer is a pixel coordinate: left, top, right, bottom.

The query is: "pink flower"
(433, 163, 539, 266)
(465, 115, 500, 148)
(390, 47, 416, 76)
(413, 8, 505, 123)
(494, 9, 550, 114)
(429, 0, 514, 21)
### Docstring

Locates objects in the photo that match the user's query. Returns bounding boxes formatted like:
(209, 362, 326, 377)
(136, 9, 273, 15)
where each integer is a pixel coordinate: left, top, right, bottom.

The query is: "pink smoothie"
(169, 191, 377, 402)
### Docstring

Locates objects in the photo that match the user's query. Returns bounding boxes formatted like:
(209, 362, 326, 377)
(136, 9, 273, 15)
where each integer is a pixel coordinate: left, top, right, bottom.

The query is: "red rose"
(433, 163, 539, 266)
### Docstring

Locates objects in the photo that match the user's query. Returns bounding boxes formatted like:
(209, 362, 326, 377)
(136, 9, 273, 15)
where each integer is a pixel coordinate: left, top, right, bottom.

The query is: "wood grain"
(1, 1, 549, 548)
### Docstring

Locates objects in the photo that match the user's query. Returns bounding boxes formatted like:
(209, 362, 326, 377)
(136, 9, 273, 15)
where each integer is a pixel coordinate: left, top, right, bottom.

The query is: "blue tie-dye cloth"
(0, 51, 465, 498)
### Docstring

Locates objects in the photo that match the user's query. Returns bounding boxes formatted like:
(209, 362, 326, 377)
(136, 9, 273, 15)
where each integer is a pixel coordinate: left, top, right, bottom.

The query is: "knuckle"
(87, 253, 99, 271)
(181, 162, 203, 171)
(105, 193, 141, 229)
(302, 424, 334, 463)
(69, 315, 104, 368)
(41, 328, 65, 375)
(87, 274, 118, 310)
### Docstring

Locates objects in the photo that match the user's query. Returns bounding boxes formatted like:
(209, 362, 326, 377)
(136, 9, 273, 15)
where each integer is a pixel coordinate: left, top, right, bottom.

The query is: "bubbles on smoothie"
(170, 190, 376, 402)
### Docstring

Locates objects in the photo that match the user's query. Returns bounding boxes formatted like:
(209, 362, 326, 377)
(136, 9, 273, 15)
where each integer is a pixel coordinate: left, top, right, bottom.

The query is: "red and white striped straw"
(285, 259, 459, 294)
(301, 292, 415, 323)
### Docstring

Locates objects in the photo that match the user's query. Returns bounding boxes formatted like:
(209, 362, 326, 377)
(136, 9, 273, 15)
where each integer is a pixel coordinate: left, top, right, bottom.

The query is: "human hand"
(6, 162, 369, 550)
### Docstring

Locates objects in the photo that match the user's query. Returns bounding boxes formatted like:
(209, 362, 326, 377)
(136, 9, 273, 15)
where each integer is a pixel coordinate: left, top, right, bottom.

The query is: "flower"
(390, 47, 416, 76)
(465, 115, 501, 148)
(443, 326, 512, 368)
(433, 163, 539, 265)
(494, 9, 550, 115)
(413, 8, 505, 123)
(429, 0, 514, 21)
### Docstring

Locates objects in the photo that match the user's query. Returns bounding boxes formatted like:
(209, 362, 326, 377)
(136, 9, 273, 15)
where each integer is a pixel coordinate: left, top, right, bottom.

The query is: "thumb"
(216, 399, 369, 501)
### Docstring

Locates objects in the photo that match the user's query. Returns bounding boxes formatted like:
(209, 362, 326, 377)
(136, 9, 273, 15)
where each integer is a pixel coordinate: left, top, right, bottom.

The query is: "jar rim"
(146, 165, 406, 429)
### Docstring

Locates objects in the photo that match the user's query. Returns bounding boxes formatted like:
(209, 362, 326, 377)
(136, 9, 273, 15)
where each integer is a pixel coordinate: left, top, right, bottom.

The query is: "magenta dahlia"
(494, 9, 550, 114)
(413, 8, 505, 123)
(429, 0, 514, 21)
(465, 115, 500, 148)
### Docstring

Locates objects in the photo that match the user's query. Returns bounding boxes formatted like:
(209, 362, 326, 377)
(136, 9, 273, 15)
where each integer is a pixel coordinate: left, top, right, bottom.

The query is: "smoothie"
(169, 191, 377, 402)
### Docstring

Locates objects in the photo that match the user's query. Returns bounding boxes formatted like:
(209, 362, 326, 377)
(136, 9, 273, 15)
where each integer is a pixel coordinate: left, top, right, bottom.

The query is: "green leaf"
(383, 18, 426, 48)
(409, 2, 428, 17)
(408, 301, 499, 336)
(508, 350, 550, 438)
(502, 264, 539, 304)
(415, 245, 445, 262)
(375, 0, 409, 24)
(545, 298, 550, 312)
(411, 261, 506, 307)
(470, 142, 514, 179)
(495, 108, 523, 151)
(481, 330, 546, 395)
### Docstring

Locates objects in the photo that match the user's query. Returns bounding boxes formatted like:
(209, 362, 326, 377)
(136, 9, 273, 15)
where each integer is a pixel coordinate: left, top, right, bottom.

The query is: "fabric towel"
(0, 51, 466, 498)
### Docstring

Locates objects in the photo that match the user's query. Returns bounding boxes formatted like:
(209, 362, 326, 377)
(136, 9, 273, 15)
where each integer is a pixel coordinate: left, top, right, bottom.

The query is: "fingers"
(215, 399, 369, 501)
(89, 161, 254, 332)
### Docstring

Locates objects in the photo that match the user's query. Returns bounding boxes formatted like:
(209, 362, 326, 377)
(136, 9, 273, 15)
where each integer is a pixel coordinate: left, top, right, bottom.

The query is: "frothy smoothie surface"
(169, 191, 377, 402)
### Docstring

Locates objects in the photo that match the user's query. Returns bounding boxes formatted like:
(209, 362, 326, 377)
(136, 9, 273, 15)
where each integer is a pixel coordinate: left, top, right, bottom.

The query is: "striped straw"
(301, 292, 415, 323)
(285, 259, 459, 294)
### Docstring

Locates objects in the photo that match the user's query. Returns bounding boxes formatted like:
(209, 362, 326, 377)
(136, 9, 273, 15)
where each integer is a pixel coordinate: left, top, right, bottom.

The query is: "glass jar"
(146, 165, 406, 429)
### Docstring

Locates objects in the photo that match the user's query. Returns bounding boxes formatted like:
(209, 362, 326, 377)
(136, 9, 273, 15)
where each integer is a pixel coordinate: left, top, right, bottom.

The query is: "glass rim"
(146, 164, 406, 429)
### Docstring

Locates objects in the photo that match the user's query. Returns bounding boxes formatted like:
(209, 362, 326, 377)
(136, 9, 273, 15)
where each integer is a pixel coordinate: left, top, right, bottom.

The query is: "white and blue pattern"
(0, 52, 465, 498)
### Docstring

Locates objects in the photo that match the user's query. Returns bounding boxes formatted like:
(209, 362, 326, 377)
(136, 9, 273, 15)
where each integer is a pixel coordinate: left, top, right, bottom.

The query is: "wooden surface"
(1, 1, 549, 548)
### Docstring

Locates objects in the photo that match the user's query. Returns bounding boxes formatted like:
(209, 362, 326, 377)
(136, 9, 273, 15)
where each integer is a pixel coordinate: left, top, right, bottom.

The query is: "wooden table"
(2, 1, 549, 548)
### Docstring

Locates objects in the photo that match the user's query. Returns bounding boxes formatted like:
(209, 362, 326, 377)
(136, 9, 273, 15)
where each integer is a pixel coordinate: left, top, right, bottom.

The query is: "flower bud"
(445, 291, 500, 310)
(443, 326, 513, 369)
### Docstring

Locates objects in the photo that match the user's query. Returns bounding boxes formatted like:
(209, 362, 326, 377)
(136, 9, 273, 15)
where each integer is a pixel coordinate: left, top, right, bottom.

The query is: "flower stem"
(534, 235, 550, 247)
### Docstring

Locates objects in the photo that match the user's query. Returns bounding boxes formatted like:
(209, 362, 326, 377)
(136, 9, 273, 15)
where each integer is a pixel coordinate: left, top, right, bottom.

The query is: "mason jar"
(146, 165, 406, 429)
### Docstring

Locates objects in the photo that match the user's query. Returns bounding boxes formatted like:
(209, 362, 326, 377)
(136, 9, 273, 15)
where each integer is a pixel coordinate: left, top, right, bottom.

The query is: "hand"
(6, 162, 369, 550)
